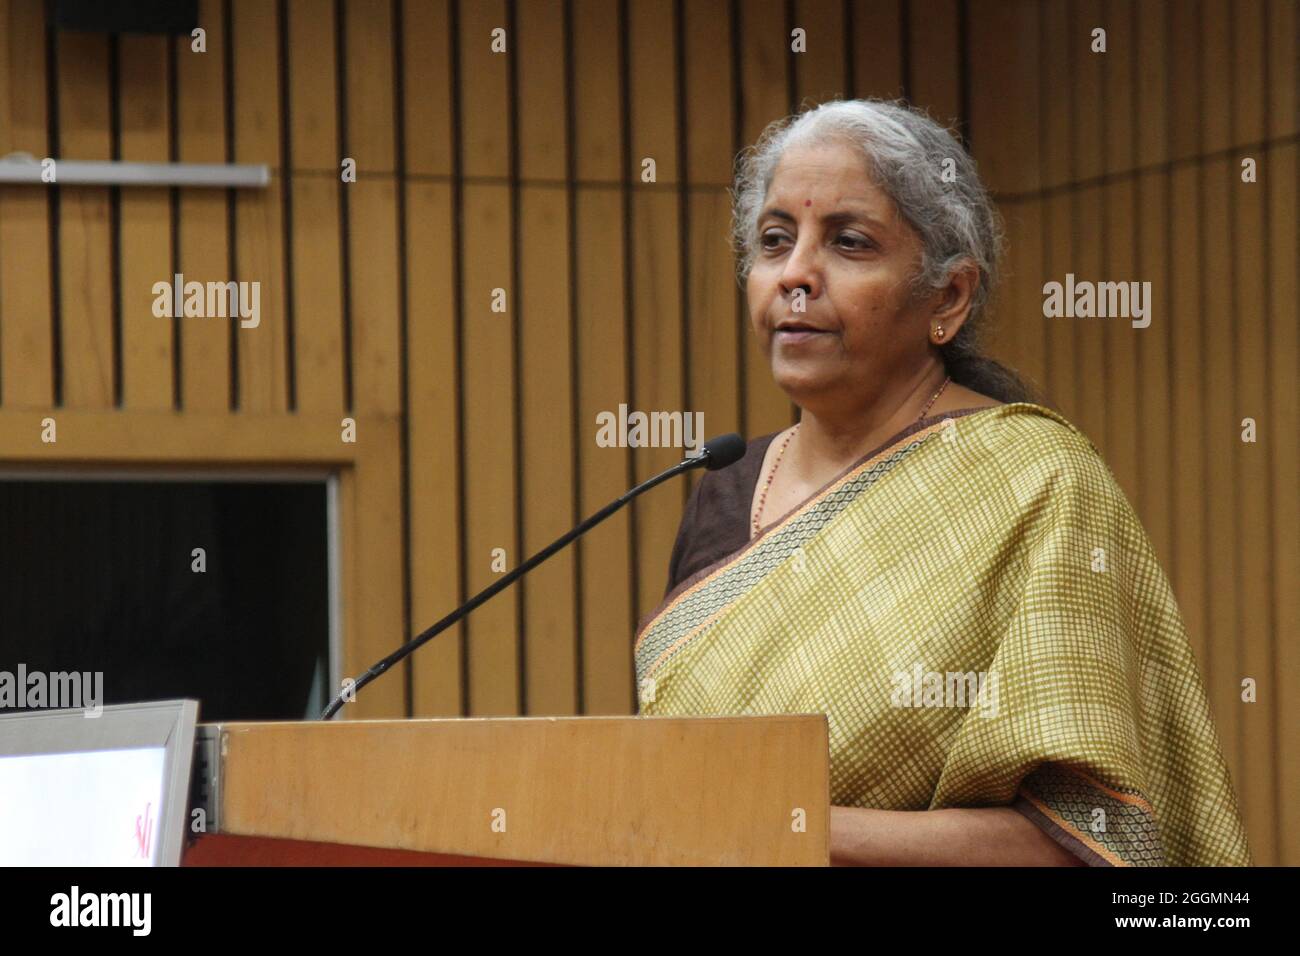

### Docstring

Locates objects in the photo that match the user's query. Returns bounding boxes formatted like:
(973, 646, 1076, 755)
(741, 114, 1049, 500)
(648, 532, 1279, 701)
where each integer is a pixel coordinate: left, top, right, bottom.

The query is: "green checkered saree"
(634, 402, 1252, 866)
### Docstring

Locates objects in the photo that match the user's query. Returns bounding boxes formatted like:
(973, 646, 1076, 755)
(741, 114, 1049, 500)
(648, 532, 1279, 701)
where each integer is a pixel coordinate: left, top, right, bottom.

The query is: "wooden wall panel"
(968, 0, 1039, 197)
(344, 0, 396, 176)
(1165, 0, 1207, 671)
(175, 0, 230, 413)
(517, 0, 578, 715)
(344, 1, 401, 417)
(459, 0, 519, 716)
(1070, 0, 1103, 449)
(230, 0, 288, 413)
(684, 0, 742, 501)
(1265, 0, 1299, 869)
(573, 0, 634, 715)
(1100, 0, 1137, 502)
(628, 0, 685, 625)
(793, 0, 845, 109)
(56, 32, 114, 408)
(1040, 0, 1074, 418)
(908, 0, 961, 127)
(0, 0, 54, 409)
(738, 0, 796, 439)
(118, 34, 174, 411)
(402, 0, 463, 717)
(1231, 0, 1277, 864)
(849, 0, 903, 100)
(288, 0, 345, 414)
(1133, 0, 1172, 570)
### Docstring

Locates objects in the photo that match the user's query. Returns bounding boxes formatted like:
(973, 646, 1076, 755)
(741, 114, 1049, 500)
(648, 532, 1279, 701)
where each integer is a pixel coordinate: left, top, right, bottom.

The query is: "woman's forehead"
(769, 146, 887, 203)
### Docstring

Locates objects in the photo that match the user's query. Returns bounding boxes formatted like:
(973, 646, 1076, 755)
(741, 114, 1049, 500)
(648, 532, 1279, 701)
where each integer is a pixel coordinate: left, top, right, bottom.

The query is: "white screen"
(0, 747, 167, 866)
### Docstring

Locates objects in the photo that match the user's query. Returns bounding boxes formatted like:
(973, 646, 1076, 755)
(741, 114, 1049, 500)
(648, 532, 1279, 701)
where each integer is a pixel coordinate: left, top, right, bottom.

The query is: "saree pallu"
(634, 402, 1252, 866)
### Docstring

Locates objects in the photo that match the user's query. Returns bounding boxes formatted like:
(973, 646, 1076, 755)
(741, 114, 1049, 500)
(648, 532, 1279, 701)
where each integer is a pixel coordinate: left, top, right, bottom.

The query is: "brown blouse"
(663, 431, 778, 598)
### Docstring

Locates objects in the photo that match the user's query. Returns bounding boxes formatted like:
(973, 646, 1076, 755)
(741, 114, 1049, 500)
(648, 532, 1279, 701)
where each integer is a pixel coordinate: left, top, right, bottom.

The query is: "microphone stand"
(320, 440, 736, 719)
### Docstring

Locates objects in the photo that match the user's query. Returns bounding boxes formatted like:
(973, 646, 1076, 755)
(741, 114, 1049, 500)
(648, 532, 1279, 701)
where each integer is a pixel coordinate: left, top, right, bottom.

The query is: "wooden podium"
(183, 714, 829, 866)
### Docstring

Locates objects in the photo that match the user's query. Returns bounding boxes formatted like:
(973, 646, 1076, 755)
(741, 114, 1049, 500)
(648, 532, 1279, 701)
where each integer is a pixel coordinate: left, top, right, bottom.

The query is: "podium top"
(197, 714, 829, 866)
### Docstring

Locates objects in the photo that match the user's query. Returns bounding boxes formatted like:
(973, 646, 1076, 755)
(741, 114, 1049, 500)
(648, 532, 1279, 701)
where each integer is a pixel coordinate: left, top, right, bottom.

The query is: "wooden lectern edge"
(198, 714, 831, 866)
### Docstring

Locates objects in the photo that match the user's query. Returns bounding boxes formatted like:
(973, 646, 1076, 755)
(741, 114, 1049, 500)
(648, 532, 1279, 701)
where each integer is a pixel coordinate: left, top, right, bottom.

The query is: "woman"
(634, 99, 1252, 867)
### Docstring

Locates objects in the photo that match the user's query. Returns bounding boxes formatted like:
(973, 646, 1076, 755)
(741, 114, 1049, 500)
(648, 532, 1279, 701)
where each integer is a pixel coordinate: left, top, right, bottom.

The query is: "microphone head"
(701, 433, 746, 470)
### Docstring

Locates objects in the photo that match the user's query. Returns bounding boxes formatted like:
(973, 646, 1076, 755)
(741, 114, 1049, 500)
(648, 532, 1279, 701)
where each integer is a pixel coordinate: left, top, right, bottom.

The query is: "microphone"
(320, 433, 746, 718)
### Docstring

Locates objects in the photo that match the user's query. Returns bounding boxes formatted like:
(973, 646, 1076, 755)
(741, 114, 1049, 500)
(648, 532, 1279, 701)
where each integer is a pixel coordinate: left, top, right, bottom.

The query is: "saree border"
(1012, 763, 1162, 867)
(634, 400, 998, 655)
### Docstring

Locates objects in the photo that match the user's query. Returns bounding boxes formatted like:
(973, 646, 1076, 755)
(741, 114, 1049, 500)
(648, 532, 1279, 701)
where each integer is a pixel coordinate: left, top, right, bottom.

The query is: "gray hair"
(729, 97, 1041, 406)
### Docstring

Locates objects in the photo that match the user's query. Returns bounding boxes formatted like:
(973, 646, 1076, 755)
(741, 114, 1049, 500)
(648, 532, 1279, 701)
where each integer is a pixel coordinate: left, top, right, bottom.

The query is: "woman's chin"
(770, 363, 838, 403)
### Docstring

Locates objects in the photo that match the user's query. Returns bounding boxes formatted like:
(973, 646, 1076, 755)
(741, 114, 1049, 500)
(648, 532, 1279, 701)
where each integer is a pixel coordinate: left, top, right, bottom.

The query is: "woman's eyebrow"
(761, 206, 884, 230)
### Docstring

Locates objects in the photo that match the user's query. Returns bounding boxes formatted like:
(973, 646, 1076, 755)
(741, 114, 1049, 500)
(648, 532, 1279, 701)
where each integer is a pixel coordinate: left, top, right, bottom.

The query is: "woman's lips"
(774, 326, 832, 345)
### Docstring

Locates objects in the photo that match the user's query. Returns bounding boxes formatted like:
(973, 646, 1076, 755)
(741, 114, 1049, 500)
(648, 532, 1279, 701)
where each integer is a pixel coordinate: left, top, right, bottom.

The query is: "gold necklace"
(752, 376, 951, 537)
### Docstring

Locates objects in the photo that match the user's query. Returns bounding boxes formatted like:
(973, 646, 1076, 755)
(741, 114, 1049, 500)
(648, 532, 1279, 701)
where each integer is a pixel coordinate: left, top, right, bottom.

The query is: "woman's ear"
(931, 261, 980, 337)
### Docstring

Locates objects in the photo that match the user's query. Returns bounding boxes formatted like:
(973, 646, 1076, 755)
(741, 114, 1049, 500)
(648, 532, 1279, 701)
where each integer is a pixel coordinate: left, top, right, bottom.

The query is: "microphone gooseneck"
(320, 433, 745, 718)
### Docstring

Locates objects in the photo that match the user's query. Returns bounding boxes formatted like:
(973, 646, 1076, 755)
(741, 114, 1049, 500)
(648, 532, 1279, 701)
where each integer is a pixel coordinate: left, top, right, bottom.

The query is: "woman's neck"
(788, 365, 951, 480)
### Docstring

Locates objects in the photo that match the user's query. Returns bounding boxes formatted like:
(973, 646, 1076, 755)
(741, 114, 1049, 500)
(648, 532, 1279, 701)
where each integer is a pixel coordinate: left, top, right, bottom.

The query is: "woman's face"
(747, 140, 934, 415)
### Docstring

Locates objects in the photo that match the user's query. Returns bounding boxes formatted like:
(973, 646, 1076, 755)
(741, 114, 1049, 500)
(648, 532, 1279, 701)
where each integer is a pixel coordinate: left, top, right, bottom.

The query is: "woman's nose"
(779, 240, 820, 300)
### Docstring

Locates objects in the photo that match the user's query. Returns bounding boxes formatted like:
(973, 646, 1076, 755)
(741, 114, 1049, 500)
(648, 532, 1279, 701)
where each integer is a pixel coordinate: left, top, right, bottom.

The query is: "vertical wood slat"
(1133, 0, 1173, 573)
(459, 0, 519, 716)
(1231, 0, 1276, 864)
(403, 0, 464, 717)
(786, 0, 846, 446)
(344, 0, 401, 416)
(628, 0, 685, 626)
(1166, 0, 1207, 671)
(343, 0, 396, 176)
(287, 0, 345, 414)
(573, 0, 634, 715)
(230, 0, 288, 413)
(968, 0, 1040, 196)
(1100, 0, 1137, 504)
(342, 424, 406, 718)
(118, 34, 174, 411)
(907, 0, 961, 127)
(849, 0, 903, 99)
(56, 32, 114, 408)
(969, 0, 1045, 393)
(1200, 0, 1241, 795)
(684, 0, 742, 492)
(1069, 0, 1104, 453)
(517, 0, 578, 715)
(792, 0, 844, 109)
(1040, 1, 1074, 417)
(0, 0, 54, 409)
(738, 0, 795, 440)
(1265, 0, 1299, 866)
(337, 0, 405, 719)
(176, 0, 230, 413)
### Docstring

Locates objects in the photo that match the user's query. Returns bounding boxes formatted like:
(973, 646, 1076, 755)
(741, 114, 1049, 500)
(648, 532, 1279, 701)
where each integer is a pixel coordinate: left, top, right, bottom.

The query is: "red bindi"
(804, 199, 811, 206)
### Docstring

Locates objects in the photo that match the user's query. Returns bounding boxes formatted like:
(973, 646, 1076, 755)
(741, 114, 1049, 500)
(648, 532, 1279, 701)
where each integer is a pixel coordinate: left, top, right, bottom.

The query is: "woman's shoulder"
(959, 401, 1099, 456)
(961, 402, 1127, 507)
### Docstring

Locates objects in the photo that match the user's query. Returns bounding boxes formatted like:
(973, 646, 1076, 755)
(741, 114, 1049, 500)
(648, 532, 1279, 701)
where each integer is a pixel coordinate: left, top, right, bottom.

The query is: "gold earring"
(933, 325, 945, 341)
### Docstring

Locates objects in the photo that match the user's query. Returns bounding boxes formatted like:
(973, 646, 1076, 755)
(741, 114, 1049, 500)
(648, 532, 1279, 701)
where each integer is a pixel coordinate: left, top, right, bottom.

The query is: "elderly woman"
(634, 99, 1251, 867)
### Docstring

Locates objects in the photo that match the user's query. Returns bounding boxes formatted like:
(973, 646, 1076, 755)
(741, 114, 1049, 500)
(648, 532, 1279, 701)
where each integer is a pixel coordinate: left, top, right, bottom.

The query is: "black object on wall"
(0, 478, 330, 721)
(53, 0, 199, 35)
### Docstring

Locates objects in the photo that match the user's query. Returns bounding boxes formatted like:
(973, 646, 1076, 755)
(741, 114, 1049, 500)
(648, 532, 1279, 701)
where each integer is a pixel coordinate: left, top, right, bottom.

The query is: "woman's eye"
(759, 232, 872, 252)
